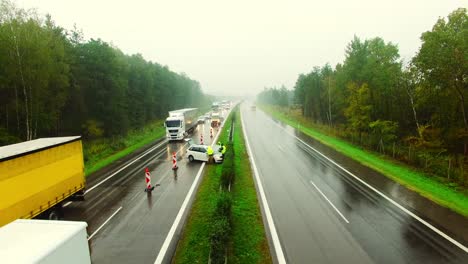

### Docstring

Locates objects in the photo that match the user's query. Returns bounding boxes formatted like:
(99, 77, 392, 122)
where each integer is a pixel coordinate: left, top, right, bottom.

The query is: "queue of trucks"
(0, 104, 222, 228)
(0, 102, 229, 261)
(164, 103, 230, 137)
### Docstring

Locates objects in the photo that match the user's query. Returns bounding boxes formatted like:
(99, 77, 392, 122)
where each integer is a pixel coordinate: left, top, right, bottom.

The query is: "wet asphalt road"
(62, 112, 227, 264)
(241, 103, 468, 264)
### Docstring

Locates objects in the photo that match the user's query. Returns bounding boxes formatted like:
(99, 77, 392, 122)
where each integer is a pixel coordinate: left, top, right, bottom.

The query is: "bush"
(220, 142, 235, 189)
(82, 119, 104, 139)
(214, 192, 232, 219)
(0, 128, 21, 146)
(210, 193, 232, 264)
(210, 217, 230, 264)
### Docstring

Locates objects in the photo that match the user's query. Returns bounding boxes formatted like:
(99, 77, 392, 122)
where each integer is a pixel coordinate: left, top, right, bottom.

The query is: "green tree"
(344, 83, 372, 142)
(339, 36, 402, 122)
(369, 120, 398, 153)
(413, 8, 468, 154)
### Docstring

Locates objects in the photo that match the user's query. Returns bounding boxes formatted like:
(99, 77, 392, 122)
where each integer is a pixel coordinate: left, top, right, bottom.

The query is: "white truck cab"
(165, 108, 198, 140)
(165, 115, 185, 140)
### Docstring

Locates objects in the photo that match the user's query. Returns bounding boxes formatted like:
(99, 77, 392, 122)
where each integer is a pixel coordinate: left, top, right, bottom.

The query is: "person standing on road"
(221, 144, 226, 159)
(207, 146, 214, 163)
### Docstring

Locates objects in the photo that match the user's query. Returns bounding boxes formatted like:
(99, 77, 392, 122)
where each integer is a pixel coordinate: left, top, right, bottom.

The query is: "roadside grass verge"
(230, 109, 272, 263)
(83, 120, 165, 176)
(173, 107, 271, 263)
(260, 105, 468, 217)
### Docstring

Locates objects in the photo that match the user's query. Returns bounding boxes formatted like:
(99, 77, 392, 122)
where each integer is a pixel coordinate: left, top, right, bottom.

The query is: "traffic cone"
(144, 168, 155, 192)
(210, 128, 213, 138)
(200, 134, 204, 145)
(172, 152, 178, 170)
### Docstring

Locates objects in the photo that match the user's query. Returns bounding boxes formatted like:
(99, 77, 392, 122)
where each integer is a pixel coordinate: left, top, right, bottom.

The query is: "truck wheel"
(188, 155, 194, 162)
(48, 207, 63, 220)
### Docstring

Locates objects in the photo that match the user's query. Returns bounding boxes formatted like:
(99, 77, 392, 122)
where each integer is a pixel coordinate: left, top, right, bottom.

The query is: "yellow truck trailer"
(0, 136, 86, 227)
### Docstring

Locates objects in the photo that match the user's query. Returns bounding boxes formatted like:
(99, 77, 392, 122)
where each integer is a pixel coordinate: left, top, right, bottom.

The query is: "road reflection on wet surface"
(242, 104, 467, 264)
(63, 110, 228, 263)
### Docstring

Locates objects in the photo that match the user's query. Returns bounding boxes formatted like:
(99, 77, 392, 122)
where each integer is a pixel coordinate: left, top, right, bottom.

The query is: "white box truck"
(0, 219, 91, 264)
(165, 108, 198, 140)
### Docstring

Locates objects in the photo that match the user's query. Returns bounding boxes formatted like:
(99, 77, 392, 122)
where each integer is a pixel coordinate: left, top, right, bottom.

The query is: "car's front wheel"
(188, 155, 194, 162)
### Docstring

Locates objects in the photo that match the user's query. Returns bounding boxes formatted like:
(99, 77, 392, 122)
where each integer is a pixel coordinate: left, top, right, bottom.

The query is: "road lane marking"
(85, 140, 168, 194)
(241, 110, 287, 264)
(265, 112, 468, 253)
(154, 162, 206, 264)
(88, 206, 123, 241)
(310, 180, 350, 224)
(63, 140, 168, 208)
(154, 109, 231, 264)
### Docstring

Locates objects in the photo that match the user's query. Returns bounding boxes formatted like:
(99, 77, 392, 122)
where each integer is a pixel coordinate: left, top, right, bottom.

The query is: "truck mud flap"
(69, 190, 85, 201)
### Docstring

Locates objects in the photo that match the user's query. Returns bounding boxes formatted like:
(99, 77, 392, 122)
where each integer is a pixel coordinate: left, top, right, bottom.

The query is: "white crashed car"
(186, 144, 223, 163)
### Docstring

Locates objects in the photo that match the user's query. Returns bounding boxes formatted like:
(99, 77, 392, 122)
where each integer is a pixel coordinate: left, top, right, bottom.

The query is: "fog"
(17, 0, 466, 96)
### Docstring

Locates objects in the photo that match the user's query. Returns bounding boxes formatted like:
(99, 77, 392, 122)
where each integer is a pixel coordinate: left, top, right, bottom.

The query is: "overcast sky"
(16, 0, 466, 97)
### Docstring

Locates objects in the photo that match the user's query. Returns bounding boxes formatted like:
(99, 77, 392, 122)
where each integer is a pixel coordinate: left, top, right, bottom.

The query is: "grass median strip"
(173, 107, 271, 263)
(260, 105, 468, 217)
(230, 109, 272, 263)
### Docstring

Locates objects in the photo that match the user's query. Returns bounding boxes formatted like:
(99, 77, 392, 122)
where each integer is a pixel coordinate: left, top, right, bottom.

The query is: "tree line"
(0, 0, 209, 145)
(258, 8, 467, 186)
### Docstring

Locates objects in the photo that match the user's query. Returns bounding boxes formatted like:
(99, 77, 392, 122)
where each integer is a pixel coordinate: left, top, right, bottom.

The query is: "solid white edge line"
(88, 206, 123, 241)
(310, 180, 350, 224)
(154, 109, 231, 264)
(154, 162, 206, 264)
(240, 109, 287, 264)
(266, 113, 468, 253)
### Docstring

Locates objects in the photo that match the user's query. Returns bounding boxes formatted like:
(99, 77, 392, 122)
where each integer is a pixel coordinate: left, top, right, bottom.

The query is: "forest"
(0, 0, 209, 145)
(258, 8, 467, 187)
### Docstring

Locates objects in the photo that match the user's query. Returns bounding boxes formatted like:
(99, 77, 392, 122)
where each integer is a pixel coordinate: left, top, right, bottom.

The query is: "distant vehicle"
(211, 112, 221, 127)
(203, 114, 210, 120)
(197, 116, 205, 124)
(221, 100, 231, 110)
(0, 219, 91, 263)
(0, 137, 86, 227)
(165, 108, 198, 140)
(186, 144, 223, 163)
(251, 105, 256, 111)
(212, 102, 220, 112)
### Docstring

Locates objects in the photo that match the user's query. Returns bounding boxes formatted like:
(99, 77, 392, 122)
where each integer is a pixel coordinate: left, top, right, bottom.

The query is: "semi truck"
(165, 108, 198, 140)
(0, 136, 86, 227)
(0, 219, 91, 263)
(211, 112, 221, 128)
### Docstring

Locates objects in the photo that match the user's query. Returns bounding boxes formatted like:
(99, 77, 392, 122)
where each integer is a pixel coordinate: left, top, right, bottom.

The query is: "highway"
(241, 103, 468, 264)
(62, 113, 226, 263)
